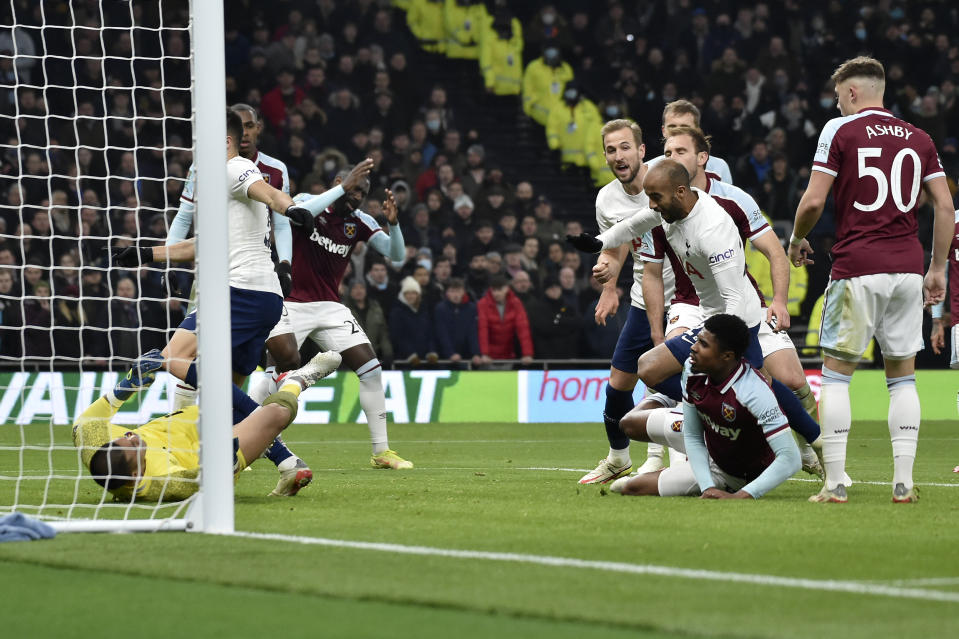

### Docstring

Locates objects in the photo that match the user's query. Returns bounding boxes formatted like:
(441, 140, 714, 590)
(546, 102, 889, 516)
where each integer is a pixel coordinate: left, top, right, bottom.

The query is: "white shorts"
(656, 453, 745, 497)
(951, 324, 959, 370)
(641, 406, 747, 497)
(268, 301, 370, 353)
(666, 302, 703, 335)
(758, 318, 796, 359)
(819, 273, 924, 361)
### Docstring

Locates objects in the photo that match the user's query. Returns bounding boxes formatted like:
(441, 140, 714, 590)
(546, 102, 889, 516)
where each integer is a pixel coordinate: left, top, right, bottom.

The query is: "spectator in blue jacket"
(389, 276, 437, 365)
(433, 278, 481, 367)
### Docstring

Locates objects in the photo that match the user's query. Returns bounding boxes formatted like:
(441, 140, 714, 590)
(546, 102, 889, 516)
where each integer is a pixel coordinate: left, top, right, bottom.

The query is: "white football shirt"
(600, 188, 762, 327)
(226, 156, 282, 297)
(595, 179, 675, 309)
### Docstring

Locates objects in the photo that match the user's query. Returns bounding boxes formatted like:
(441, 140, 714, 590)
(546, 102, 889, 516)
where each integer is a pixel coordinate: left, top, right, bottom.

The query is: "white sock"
(249, 366, 279, 404)
(357, 360, 389, 455)
(819, 367, 852, 491)
(608, 446, 630, 466)
(667, 447, 686, 464)
(172, 383, 197, 411)
(277, 456, 299, 472)
(645, 442, 664, 460)
(887, 374, 919, 489)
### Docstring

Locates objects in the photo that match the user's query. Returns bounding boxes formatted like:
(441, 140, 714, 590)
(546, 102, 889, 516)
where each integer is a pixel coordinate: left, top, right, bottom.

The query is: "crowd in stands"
(1, 0, 958, 367)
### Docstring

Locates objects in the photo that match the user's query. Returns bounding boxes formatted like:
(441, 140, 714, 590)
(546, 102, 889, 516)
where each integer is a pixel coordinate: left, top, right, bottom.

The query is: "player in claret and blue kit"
(610, 313, 800, 499)
(789, 56, 955, 503)
(929, 209, 959, 418)
(248, 164, 413, 471)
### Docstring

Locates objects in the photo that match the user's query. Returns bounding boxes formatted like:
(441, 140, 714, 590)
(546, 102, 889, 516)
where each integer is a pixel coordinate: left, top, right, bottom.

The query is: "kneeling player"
(611, 314, 800, 499)
(72, 349, 341, 502)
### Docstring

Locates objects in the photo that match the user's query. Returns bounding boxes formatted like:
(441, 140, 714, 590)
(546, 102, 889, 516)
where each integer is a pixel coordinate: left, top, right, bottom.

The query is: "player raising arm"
(610, 314, 800, 499)
(788, 56, 954, 503)
(73, 349, 341, 502)
(247, 166, 413, 471)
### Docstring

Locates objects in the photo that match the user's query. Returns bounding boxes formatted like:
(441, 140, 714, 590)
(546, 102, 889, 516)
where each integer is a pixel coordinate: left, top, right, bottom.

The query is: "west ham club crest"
(344, 222, 356, 238)
(721, 402, 736, 422)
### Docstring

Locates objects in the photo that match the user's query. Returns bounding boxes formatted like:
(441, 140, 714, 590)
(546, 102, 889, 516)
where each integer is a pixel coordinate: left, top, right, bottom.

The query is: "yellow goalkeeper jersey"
(73, 397, 201, 502)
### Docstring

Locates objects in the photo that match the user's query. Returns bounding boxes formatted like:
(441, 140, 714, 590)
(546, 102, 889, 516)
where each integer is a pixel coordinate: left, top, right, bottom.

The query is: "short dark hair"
(226, 109, 243, 146)
(489, 274, 509, 289)
(230, 102, 258, 121)
(89, 443, 135, 492)
(702, 314, 750, 360)
(447, 277, 465, 289)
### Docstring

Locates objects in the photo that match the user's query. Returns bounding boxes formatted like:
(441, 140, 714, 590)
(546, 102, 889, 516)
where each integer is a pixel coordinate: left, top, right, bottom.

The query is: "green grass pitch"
(2, 420, 958, 638)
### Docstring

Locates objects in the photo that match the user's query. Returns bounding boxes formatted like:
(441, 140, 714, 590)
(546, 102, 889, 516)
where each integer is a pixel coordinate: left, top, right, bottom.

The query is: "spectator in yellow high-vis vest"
(479, 10, 523, 96)
(522, 44, 573, 126)
(444, 0, 487, 59)
(546, 84, 602, 168)
(407, 0, 447, 54)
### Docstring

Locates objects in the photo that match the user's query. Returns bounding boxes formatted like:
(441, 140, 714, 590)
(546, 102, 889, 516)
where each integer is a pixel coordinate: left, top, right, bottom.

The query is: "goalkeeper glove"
(112, 245, 154, 267)
(275, 261, 292, 297)
(285, 204, 314, 227)
(113, 348, 164, 401)
(566, 233, 603, 254)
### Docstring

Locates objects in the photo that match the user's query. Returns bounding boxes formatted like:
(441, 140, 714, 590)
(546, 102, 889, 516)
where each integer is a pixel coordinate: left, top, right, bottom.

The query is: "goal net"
(0, 1, 231, 533)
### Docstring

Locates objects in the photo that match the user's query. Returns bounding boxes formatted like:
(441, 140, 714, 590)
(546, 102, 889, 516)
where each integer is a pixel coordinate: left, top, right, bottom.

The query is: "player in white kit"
(568, 160, 823, 451)
(577, 119, 688, 484)
(645, 99, 733, 184)
(643, 125, 823, 476)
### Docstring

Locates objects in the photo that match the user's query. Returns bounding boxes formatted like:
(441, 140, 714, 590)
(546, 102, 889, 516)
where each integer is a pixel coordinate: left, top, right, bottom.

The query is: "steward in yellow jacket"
(479, 10, 523, 96)
(546, 84, 602, 168)
(522, 44, 573, 126)
(444, 0, 487, 59)
(407, 0, 446, 54)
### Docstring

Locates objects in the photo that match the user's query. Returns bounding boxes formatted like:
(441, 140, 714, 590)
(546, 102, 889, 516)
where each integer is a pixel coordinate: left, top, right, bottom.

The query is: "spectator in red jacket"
(260, 67, 305, 132)
(477, 275, 534, 365)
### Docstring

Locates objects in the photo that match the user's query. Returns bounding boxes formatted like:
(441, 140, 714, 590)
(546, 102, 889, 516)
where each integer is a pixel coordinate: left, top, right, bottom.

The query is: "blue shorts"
(665, 323, 763, 369)
(179, 287, 283, 376)
(611, 306, 658, 374)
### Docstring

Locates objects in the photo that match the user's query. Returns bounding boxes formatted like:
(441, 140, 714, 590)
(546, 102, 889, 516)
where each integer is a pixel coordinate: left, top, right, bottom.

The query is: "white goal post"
(0, 0, 233, 534)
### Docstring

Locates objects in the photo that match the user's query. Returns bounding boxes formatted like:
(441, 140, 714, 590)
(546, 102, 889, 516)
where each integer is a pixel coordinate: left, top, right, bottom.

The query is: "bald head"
(644, 159, 694, 223)
(646, 159, 690, 190)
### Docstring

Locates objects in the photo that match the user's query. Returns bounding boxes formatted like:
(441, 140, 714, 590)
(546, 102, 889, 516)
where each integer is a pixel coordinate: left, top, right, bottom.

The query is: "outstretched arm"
(247, 180, 295, 216)
(738, 431, 800, 498)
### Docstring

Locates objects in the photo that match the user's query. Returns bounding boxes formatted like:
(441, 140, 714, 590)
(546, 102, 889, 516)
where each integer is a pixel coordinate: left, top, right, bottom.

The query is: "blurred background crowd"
(1, 0, 957, 367)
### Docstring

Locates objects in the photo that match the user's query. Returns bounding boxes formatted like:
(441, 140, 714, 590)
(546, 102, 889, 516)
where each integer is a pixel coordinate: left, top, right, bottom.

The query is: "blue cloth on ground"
(0, 512, 57, 542)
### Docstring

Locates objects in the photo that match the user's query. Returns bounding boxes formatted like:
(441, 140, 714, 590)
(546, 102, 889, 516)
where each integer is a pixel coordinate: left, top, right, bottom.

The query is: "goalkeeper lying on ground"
(72, 349, 341, 502)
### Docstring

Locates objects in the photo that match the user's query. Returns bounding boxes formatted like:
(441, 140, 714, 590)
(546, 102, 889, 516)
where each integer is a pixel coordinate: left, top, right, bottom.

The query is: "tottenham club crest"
(344, 222, 357, 238)
(721, 402, 736, 422)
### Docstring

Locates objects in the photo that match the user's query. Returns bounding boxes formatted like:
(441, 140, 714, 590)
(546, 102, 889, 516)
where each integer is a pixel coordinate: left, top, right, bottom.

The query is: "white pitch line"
(519, 467, 959, 488)
(886, 577, 959, 587)
(223, 530, 959, 604)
